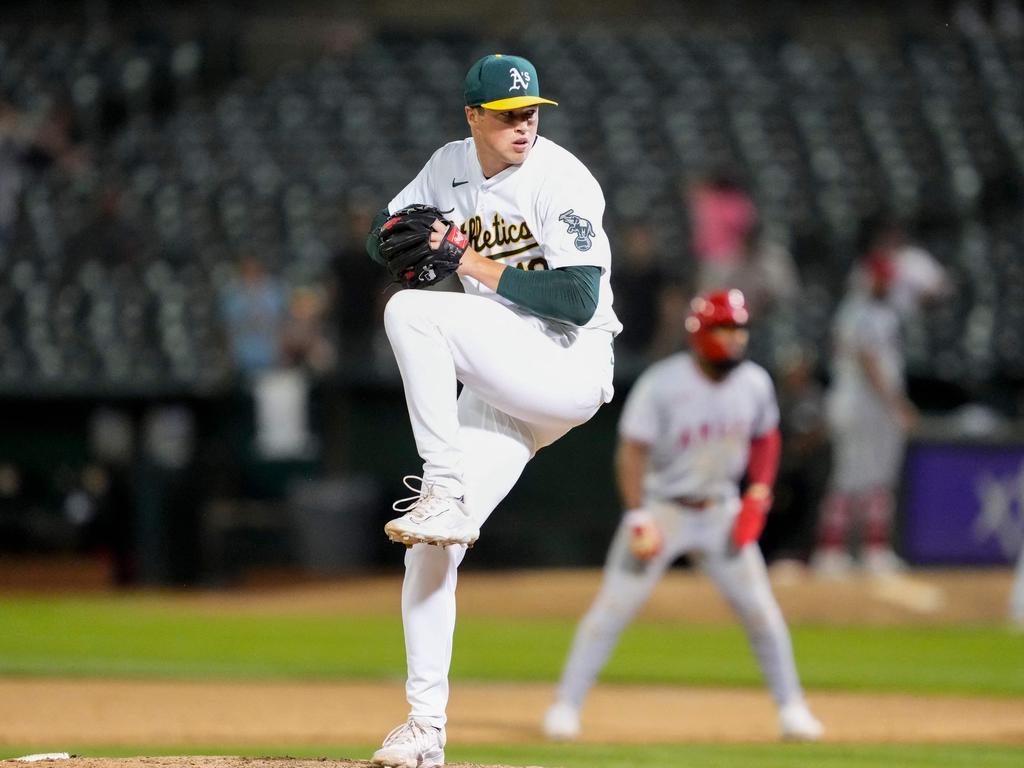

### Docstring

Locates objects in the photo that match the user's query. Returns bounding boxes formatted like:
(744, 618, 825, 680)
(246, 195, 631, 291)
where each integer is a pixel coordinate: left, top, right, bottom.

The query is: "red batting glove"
(624, 509, 663, 561)
(731, 493, 771, 550)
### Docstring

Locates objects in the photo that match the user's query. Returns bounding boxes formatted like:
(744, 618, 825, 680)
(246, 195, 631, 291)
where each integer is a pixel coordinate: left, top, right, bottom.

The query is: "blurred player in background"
(813, 250, 917, 577)
(849, 219, 951, 319)
(543, 289, 823, 743)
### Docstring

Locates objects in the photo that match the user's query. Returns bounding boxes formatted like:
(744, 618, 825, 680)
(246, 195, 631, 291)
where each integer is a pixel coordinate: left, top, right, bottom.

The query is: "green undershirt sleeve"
(365, 207, 390, 266)
(496, 265, 601, 326)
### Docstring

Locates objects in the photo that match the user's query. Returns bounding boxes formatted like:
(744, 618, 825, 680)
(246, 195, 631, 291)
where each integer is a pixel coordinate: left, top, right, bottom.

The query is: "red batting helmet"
(685, 288, 750, 363)
(865, 251, 897, 286)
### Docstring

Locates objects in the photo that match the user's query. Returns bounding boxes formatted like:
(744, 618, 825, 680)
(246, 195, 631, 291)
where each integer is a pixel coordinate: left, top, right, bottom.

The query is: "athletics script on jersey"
(461, 213, 549, 270)
(455, 207, 598, 269)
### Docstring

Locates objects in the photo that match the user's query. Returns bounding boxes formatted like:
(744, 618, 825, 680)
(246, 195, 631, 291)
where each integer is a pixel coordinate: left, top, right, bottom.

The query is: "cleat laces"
(380, 718, 441, 750)
(392, 475, 462, 523)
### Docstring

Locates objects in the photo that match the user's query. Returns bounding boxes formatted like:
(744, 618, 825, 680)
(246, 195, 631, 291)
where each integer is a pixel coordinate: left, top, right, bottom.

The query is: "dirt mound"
(3, 759, 529, 768)
(3, 679, 1024, 747)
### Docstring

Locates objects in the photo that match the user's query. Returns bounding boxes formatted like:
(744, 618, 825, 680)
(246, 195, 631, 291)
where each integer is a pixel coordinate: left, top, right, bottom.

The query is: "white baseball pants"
(555, 499, 807, 712)
(827, 396, 906, 492)
(384, 289, 614, 726)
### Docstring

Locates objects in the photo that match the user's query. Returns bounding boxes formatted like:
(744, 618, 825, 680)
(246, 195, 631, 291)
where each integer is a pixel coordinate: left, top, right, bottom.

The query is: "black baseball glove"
(377, 204, 468, 289)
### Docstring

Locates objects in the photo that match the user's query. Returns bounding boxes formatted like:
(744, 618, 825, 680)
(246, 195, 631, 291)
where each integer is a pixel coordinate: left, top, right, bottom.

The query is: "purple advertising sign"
(902, 442, 1024, 565)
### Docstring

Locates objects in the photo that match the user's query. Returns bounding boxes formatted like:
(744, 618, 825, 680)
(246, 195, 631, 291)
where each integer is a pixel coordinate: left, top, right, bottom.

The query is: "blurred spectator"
(731, 223, 801, 319)
(137, 405, 203, 584)
(331, 201, 388, 359)
(254, 283, 337, 460)
(88, 408, 138, 586)
(610, 222, 680, 364)
(731, 223, 803, 365)
(684, 169, 757, 293)
(280, 285, 337, 374)
(0, 463, 27, 548)
(19, 97, 90, 176)
(645, 283, 693, 362)
(762, 346, 830, 567)
(67, 183, 141, 269)
(252, 366, 317, 460)
(0, 101, 27, 254)
(812, 251, 917, 578)
(220, 255, 322, 461)
(370, 287, 400, 379)
(220, 254, 287, 378)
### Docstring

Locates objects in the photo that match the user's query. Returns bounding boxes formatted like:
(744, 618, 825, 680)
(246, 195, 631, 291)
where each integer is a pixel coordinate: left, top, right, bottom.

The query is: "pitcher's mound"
(5, 759, 537, 768)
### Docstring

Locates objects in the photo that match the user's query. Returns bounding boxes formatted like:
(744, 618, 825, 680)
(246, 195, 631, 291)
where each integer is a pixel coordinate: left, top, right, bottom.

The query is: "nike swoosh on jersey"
(451, 179, 469, 187)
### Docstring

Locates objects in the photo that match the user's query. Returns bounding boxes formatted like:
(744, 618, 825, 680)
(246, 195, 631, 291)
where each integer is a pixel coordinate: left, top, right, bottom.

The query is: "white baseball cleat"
(810, 548, 854, 580)
(542, 700, 581, 741)
(385, 475, 479, 547)
(779, 702, 824, 742)
(371, 718, 446, 767)
(862, 547, 908, 577)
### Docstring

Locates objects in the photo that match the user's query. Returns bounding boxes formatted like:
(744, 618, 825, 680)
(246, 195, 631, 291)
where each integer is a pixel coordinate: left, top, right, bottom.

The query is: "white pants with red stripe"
(555, 499, 808, 713)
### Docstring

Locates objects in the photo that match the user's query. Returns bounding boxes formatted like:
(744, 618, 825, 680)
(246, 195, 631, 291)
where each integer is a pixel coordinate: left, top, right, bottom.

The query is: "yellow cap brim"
(479, 96, 558, 110)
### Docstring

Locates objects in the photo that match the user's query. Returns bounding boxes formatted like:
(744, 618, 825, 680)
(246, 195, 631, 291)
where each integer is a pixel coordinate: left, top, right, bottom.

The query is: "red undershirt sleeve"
(747, 427, 782, 488)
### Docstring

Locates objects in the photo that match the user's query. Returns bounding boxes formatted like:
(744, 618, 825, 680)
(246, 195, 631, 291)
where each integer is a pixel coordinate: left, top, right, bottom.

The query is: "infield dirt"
(2, 562, 1023, 767)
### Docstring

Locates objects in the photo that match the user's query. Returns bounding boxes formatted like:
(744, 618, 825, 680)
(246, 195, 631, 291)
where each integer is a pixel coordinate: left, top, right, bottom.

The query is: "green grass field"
(2, 595, 1023, 767)
(1, 596, 1022, 695)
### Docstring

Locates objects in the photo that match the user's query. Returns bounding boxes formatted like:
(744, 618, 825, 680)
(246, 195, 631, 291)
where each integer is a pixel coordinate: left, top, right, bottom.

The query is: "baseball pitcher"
(366, 54, 620, 768)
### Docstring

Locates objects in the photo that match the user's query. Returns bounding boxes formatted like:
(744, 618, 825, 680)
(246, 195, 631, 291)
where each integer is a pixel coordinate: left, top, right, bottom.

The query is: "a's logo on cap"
(508, 67, 531, 92)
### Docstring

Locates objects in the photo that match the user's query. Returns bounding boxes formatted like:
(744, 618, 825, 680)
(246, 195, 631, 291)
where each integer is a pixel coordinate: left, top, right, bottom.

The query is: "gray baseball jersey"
(619, 353, 779, 503)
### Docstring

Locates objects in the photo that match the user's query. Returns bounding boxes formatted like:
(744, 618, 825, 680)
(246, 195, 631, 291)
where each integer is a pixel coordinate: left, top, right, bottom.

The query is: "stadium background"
(1, 0, 1023, 580)
(1, 1, 1023, 766)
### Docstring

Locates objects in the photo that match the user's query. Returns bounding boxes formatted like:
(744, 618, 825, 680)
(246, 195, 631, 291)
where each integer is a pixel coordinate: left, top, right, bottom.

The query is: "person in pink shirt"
(686, 170, 757, 291)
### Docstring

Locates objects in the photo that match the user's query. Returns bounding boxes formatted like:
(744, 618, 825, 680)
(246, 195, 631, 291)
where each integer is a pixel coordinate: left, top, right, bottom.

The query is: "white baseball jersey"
(619, 353, 779, 503)
(849, 245, 948, 317)
(827, 293, 904, 423)
(891, 245, 946, 316)
(389, 135, 622, 338)
(826, 293, 907, 490)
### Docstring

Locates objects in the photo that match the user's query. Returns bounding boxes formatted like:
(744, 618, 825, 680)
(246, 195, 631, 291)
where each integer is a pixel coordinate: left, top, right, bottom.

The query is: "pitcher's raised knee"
(383, 289, 435, 334)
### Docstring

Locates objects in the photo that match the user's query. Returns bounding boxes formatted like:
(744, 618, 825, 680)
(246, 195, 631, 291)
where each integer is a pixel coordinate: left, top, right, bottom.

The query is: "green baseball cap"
(463, 54, 558, 110)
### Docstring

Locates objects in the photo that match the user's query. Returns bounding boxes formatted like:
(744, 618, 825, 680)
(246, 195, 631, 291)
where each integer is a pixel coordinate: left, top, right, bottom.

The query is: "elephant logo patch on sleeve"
(558, 209, 595, 251)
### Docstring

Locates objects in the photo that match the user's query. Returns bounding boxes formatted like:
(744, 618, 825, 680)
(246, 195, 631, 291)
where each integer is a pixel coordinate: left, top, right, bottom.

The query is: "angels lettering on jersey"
(677, 418, 752, 450)
(680, 417, 751, 481)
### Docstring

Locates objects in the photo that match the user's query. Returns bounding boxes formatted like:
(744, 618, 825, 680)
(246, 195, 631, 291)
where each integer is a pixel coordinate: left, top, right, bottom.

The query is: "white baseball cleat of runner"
(862, 547, 908, 577)
(542, 700, 581, 741)
(385, 475, 479, 547)
(779, 702, 824, 741)
(810, 548, 854, 580)
(371, 718, 446, 767)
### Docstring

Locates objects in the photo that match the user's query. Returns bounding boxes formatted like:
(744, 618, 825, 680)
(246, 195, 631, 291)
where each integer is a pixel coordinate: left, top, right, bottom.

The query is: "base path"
(3, 563, 1023, 766)
(2, 678, 1023, 749)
